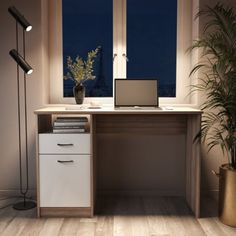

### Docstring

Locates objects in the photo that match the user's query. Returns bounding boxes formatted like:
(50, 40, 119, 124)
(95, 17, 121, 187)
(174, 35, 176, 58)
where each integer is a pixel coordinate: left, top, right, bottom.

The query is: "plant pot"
(219, 164, 236, 227)
(73, 83, 85, 104)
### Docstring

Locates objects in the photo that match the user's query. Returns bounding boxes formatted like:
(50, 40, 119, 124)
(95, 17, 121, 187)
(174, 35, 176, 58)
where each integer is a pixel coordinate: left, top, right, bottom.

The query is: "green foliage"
(64, 46, 101, 84)
(189, 3, 236, 169)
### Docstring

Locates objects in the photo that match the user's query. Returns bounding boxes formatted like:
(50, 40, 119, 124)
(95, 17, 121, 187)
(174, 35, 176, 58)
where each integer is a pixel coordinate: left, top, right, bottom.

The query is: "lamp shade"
(8, 6, 32, 32)
(9, 49, 33, 75)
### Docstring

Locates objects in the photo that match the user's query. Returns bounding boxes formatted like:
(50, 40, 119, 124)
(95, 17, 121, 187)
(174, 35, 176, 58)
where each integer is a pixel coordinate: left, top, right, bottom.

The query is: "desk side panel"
(186, 114, 201, 217)
(36, 114, 40, 217)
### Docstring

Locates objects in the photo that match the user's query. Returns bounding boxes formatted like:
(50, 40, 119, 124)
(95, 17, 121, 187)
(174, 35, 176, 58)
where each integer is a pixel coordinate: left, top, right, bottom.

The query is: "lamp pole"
(9, 6, 36, 210)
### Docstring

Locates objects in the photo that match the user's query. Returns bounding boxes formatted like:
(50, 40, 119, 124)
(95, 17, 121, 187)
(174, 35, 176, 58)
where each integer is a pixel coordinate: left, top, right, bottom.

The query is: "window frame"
(47, 0, 199, 106)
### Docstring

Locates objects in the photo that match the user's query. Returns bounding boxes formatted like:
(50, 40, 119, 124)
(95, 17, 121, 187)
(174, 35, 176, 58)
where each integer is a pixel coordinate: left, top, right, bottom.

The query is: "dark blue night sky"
(63, 0, 113, 97)
(63, 0, 177, 97)
(127, 0, 177, 97)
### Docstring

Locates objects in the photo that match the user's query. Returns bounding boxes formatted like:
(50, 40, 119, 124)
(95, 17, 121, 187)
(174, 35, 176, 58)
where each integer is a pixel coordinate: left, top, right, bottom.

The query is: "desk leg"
(186, 114, 201, 218)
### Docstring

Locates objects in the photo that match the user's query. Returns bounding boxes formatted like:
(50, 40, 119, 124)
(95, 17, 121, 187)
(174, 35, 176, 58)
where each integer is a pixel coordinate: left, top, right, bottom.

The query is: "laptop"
(114, 79, 159, 109)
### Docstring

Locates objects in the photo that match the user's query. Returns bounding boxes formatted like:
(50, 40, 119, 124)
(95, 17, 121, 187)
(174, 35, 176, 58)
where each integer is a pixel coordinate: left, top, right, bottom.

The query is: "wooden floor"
(0, 196, 236, 236)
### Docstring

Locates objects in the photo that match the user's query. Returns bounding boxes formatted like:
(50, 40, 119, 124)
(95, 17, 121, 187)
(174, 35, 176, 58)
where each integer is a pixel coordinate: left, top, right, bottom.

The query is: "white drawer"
(39, 133, 90, 154)
(39, 154, 91, 207)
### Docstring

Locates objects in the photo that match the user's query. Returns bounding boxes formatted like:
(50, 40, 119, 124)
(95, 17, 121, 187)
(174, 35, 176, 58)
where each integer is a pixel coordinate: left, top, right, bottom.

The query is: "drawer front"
(39, 154, 91, 207)
(39, 133, 90, 154)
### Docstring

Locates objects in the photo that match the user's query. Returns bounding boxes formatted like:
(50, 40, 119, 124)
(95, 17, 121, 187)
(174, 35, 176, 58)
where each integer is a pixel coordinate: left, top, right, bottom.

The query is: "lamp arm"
(9, 49, 33, 75)
(8, 6, 32, 32)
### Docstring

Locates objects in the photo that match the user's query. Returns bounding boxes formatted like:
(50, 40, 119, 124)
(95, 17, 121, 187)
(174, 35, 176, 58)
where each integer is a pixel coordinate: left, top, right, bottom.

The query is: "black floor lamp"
(8, 6, 36, 210)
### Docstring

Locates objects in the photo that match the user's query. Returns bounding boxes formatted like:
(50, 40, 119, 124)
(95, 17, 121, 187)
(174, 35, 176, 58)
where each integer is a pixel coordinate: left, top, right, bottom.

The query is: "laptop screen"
(115, 79, 158, 107)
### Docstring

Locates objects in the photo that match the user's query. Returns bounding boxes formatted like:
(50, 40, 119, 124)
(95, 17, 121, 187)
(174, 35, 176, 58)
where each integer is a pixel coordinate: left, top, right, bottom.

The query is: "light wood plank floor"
(0, 196, 236, 236)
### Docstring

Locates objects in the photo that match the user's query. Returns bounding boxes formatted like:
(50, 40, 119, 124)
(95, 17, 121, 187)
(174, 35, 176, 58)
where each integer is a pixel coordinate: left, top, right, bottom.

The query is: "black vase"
(73, 83, 85, 104)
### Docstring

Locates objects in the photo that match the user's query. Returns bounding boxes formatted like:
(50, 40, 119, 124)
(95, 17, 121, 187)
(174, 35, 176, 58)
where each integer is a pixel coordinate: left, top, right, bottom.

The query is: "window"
(127, 0, 177, 97)
(48, 0, 199, 105)
(62, 0, 113, 97)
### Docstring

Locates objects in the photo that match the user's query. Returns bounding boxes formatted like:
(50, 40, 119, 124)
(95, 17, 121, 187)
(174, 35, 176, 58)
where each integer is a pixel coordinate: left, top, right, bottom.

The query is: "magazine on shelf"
(56, 117, 88, 122)
(53, 128, 86, 133)
(53, 126, 86, 129)
(53, 121, 87, 127)
(52, 116, 88, 133)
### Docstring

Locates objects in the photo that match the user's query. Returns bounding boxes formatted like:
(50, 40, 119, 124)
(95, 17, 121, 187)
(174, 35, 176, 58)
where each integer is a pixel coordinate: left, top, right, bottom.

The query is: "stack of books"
(53, 116, 88, 133)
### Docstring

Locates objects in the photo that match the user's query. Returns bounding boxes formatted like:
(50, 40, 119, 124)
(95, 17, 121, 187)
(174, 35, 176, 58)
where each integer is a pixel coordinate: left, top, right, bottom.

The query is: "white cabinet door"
(39, 155, 91, 207)
(39, 133, 90, 154)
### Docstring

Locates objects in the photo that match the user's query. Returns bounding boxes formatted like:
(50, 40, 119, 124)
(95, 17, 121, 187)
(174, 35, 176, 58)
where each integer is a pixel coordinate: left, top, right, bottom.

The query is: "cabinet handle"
(57, 160, 74, 163)
(57, 143, 74, 146)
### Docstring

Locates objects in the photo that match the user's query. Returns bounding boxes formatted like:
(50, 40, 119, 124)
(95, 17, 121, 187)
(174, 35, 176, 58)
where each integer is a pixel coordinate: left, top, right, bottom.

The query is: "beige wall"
(0, 0, 48, 194)
(0, 0, 236, 197)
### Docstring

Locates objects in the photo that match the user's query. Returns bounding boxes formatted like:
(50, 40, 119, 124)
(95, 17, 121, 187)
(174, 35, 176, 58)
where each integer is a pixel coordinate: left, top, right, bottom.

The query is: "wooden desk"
(35, 106, 202, 218)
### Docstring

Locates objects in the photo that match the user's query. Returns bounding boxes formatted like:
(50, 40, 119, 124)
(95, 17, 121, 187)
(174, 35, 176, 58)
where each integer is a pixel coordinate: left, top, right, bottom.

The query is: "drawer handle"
(57, 160, 74, 163)
(57, 143, 74, 147)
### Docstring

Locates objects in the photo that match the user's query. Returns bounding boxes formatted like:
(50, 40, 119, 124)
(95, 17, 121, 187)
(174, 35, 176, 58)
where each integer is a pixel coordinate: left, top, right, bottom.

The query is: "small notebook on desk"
(114, 79, 159, 109)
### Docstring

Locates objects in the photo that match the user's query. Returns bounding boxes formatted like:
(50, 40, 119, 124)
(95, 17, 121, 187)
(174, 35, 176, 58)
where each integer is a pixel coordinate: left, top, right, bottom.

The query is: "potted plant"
(64, 46, 100, 104)
(189, 3, 236, 226)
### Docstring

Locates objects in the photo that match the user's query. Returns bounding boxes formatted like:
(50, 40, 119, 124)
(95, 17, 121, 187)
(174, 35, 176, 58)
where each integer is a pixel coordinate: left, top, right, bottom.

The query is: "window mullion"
(113, 0, 126, 80)
(121, 0, 126, 78)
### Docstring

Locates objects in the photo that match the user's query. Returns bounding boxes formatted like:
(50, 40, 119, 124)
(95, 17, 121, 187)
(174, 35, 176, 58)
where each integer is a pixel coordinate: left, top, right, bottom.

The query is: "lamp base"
(13, 201, 36, 210)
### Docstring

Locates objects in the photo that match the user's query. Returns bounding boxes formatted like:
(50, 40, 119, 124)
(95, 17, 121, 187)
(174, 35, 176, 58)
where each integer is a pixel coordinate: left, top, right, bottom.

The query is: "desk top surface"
(35, 105, 202, 115)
